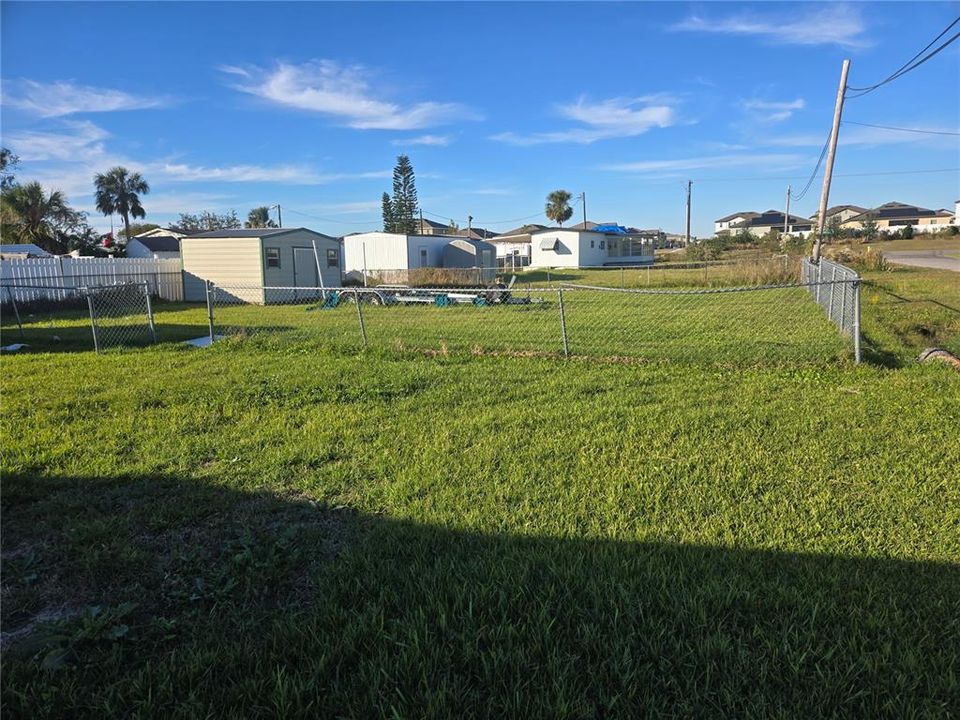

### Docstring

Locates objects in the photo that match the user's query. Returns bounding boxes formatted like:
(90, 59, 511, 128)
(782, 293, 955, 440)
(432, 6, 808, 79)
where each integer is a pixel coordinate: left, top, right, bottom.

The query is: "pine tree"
(381, 192, 395, 232)
(391, 155, 419, 234)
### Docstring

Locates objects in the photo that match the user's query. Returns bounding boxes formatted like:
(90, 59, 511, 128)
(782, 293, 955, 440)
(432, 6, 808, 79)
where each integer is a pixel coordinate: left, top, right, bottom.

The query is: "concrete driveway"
(885, 250, 960, 272)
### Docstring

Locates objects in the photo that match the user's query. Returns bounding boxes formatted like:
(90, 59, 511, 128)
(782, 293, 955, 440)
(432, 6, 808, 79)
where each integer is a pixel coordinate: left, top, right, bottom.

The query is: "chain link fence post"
(143, 282, 157, 343)
(4, 285, 24, 340)
(353, 288, 368, 348)
(557, 288, 569, 358)
(85, 290, 101, 353)
(853, 279, 862, 363)
(205, 280, 215, 343)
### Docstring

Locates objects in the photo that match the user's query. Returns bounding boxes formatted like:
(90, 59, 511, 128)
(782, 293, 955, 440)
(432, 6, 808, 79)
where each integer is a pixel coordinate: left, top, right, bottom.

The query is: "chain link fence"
(2, 281, 156, 353)
(801, 258, 861, 362)
(204, 265, 861, 365)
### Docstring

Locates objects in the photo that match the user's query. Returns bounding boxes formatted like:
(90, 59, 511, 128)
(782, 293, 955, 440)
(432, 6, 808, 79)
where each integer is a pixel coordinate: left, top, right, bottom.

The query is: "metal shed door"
(293, 247, 321, 299)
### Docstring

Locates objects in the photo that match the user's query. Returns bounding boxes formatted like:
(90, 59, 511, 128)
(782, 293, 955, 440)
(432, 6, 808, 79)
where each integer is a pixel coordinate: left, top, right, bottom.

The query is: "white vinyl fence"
(1, 257, 183, 302)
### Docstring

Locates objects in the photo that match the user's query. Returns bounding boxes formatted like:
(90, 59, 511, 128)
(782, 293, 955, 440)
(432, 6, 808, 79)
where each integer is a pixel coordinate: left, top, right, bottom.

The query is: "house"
(809, 205, 868, 225)
(489, 224, 547, 269)
(181, 227, 341, 303)
(416, 217, 455, 235)
(529, 227, 655, 268)
(714, 212, 759, 235)
(342, 231, 498, 283)
(715, 210, 813, 237)
(456, 226, 497, 240)
(0, 243, 53, 259)
(840, 202, 955, 234)
(134, 226, 189, 239)
(126, 235, 182, 260)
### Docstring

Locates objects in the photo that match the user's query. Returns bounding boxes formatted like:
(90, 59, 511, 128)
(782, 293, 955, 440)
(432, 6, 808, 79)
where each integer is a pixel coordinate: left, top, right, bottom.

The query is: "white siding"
(343, 233, 411, 275)
(406, 235, 450, 268)
(530, 230, 582, 268)
(181, 238, 263, 302)
(342, 232, 449, 276)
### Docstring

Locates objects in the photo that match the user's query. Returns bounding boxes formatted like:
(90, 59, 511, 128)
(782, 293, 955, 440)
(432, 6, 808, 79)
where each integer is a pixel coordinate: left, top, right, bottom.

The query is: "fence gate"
(85, 282, 157, 352)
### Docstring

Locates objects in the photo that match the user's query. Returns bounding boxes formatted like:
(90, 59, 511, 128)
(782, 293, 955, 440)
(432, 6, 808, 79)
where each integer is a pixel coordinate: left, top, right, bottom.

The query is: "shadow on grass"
(2, 474, 957, 717)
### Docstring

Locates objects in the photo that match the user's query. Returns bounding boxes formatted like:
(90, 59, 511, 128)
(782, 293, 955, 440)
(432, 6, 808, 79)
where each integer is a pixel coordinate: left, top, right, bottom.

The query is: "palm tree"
(545, 189, 573, 227)
(0, 181, 74, 253)
(245, 206, 276, 228)
(94, 167, 149, 244)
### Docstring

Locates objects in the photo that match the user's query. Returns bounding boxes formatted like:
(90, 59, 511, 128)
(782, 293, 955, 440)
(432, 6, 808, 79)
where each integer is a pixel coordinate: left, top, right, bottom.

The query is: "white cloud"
(491, 95, 679, 146)
(223, 60, 478, 130)
(742, 98, 806, 123)
(392, 134, 453, 147)
(9, 121, 390, 190)
(670, 4, 869, 48)
(3, 79, 171, 117)
(598, 153, 807, 174)
(4, 120, 110, 162)
(157, 162, 389, 184)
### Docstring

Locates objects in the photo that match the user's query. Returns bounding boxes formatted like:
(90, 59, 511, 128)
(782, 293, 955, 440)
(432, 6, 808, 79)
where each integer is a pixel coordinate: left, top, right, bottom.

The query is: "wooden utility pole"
(467, 215, 473, 238)
(272, 204, 282, 228)
(580, 191, 587, 229)
(813, 58, 850, 262)
(419, 208, 424, 234)
(784, 185, 792, 234)
(684, 180, 692, 245)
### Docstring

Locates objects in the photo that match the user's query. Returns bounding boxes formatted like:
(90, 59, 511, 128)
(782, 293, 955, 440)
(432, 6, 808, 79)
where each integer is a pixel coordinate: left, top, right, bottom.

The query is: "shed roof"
(132, 235, 181, 252)
(188, 227, 335, 240)
(0, 243, 52, 257)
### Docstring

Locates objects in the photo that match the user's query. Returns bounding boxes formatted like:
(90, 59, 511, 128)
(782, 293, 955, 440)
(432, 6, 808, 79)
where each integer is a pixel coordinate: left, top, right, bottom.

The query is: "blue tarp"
(592, 224, 628, 234)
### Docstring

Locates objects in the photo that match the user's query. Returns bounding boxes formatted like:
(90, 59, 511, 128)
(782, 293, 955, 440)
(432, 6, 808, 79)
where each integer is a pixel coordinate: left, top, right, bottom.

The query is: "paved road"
(885, 250, 960, 272)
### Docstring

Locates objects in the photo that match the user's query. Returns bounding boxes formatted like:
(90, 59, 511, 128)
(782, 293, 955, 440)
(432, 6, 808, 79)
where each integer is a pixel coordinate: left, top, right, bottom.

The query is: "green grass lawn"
(2, 265, 959, 717)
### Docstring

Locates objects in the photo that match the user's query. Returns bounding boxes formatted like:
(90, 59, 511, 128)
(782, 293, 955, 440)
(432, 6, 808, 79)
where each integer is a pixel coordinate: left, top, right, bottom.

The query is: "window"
(326, 249, 339, 267)
(265, 247, 281, 268)
(590, 240, 595, 248)
(599, 240, 605, 249)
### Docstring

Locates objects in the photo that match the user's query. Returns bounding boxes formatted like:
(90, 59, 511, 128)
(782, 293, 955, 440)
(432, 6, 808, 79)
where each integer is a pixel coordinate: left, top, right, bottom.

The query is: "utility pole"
(684, 180, 692, 245)
(813, 58, 850, 263)
(580, 191, 587, 230)
(419, 208, 424, 234)
(784, 185, 792, 234)
(467, 215, 473, 238)
(272, 204, 282, 228)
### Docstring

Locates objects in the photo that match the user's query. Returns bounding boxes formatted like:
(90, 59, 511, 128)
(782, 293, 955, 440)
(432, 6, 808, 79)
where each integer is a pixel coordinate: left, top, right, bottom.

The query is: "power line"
(791, 132, 831, 202)
(283, 207, 377, 226)
(841, 120, 960, 136)
(846, 17, 960, 97)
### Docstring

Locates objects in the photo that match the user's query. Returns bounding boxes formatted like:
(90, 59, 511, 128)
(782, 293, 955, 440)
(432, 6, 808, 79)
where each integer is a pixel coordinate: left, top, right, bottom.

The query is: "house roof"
(417, 217, 450, 231)
(742, 210, 813, 228)
(0, 243, 52, 257)
(846, 202, 953, 223)
(494, 223, 548, 238)
(715, 212, 760, 223)
(132, 235, 181, 252)
(188, 227, 334, 240)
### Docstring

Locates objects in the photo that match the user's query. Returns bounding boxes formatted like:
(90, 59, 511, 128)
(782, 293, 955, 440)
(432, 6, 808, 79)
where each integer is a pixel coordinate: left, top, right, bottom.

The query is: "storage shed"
(181, 228, 341, 303)
(442, 238, 497, 281)
(127, 235, 182, 260)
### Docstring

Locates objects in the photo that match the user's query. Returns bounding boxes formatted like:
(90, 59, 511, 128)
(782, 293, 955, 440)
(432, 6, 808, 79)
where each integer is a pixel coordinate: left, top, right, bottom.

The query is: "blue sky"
(1, 1, 958, 237)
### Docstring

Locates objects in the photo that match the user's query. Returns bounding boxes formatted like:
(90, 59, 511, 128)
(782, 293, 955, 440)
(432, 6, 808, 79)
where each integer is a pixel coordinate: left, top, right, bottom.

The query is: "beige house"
(810, 205, 868, 225)
(840, 202, 955, 234)
(715, 210, 813, 237)
(181, 228, 341, 303)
